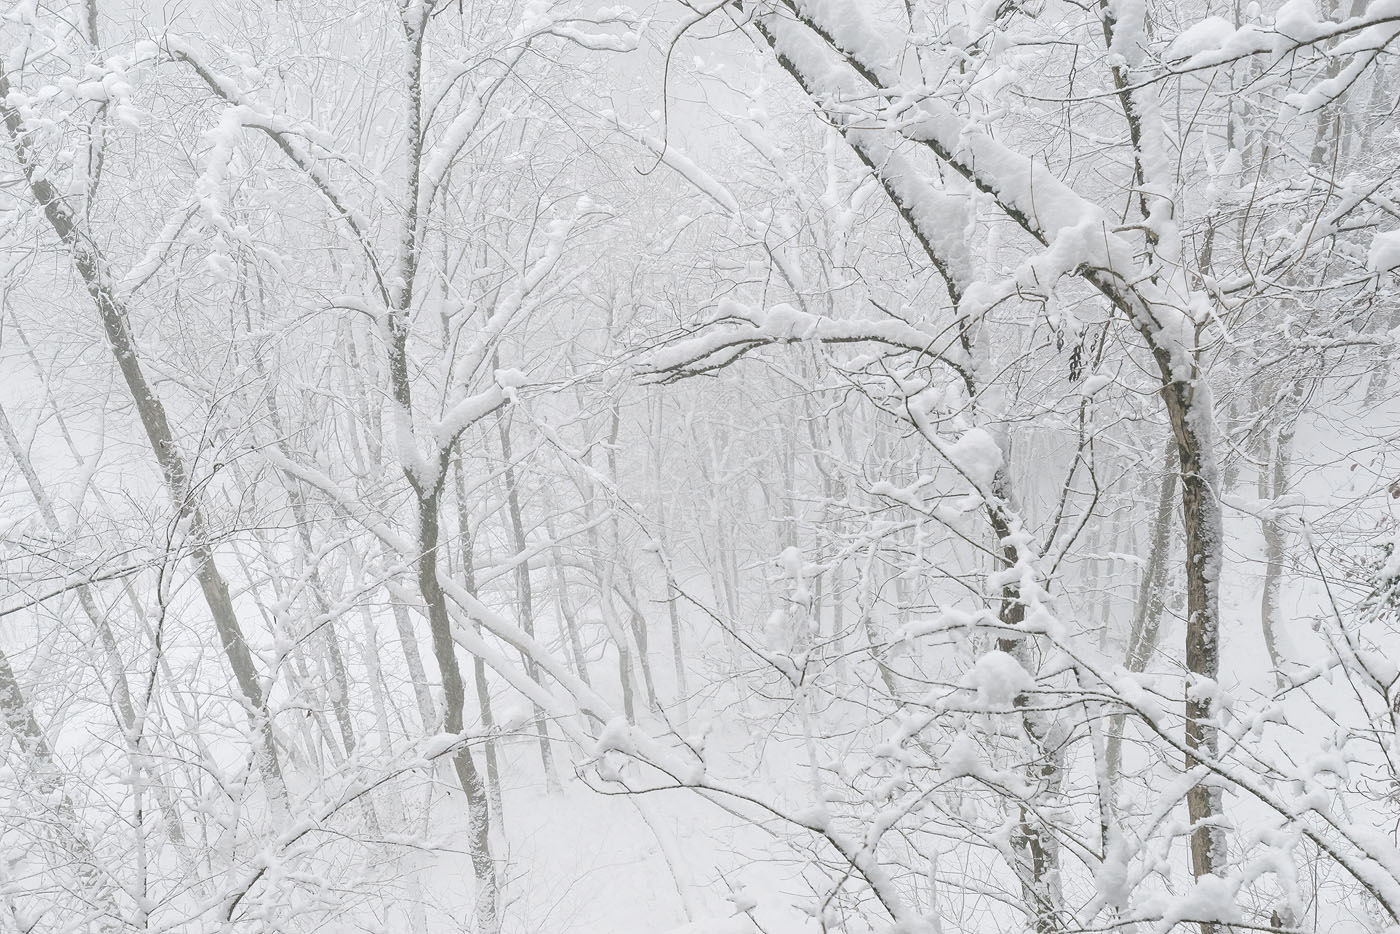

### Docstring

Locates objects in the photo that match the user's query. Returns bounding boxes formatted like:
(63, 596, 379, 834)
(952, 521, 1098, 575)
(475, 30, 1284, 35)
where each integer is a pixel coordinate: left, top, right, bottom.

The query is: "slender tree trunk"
(0, 403, 137, 736)
(0, 629, 126, 929)
(1364, 308, 1399, 406)
(2, 315, 190, 855)
(412, 488, 500, 934)
(1258, 380, 1303, 688)
(1160, 380, 1227, 922)
(250, 332, 359, 761)
(260, 426, 358, 761)
(497, 412, 558, 788)
(603, 403, 659, 710)
(580, 471, 637, 720)
(391, 599, 437, 731)
(381, 12, 498, 919)
(543, 505, 592, 690)
(1107, 436, 1177, 778)
(649, 397, 690, 715)
(1094, 0, 1229, 911)
(656, 546, 688, 719)
(988, 488, 1064, 934)
(454, 458, 505, 823)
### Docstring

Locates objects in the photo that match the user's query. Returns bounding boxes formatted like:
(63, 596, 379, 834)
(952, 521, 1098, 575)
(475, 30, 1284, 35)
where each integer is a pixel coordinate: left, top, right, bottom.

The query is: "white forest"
(2, 0, 1399, 932)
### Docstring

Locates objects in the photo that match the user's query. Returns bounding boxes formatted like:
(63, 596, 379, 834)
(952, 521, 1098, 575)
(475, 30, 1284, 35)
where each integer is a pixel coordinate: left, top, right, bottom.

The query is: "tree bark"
(1161, 381, 1227, 918)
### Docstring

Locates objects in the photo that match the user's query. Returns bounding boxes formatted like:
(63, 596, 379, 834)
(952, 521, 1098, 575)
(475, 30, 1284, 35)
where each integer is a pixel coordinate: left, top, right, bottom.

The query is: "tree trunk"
(1161, 381, 1227, 923)
(604, 403, 659, 711)
(543, 504, 593, 691)
(1258, 380, 1303, 688)
(0, 78, 283, 796)
(454, 458, 505, 824)
(497, 412, 558, 788)
(579, 470, 638, 720)
(413, 489, 500, 934)
(1107, 436, 1178, 778)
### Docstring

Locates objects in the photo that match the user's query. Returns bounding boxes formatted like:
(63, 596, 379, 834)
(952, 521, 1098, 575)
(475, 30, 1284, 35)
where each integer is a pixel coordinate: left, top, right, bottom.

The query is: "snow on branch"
(757, 3, 1205, 380)
(645, 297, 968, 379)
(163, 37, 389, 297)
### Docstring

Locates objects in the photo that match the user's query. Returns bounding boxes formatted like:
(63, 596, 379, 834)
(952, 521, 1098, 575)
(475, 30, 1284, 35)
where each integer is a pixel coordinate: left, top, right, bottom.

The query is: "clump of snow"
(901, 606, 983, 641)
(593, 716, 637, 758)
(940, 733, 983, 778)
(1356, 649, 1398, 690)
(756, 303, 810, 339)
(420, 731, 462, 760)
(793, 804, 830, 830)
(1205, 148, 1244, 208)
(1158, 874, 1241, 929)
(1113, 672, 1166, 724)
(494, 367, 528, 389)
(1095, 830, 1130, 908)
(1080, 373, 1113, 397)
(763, 608, 789, 652)
(946, 427, 1003, 488)
(498, 701, 533, 732)
(1185, 675, 1220, 705)
(1367, 230, 1400, 273)
(1166, 16, 1235, 59)
(114, 104, 144, 129)
(727, 884, 756, 913)
(964, 650, 1033, 708)
(1274, 0, 1325, 41)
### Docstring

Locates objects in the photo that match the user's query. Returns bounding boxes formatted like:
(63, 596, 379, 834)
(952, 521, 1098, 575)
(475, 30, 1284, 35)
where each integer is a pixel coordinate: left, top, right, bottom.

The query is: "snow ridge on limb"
(751, 0, 1202, 377)
(1161, 0, 1400, 101)
(415, 4, 640, 227)
(646, 297, 970, 379)
(162, 36, 390, 301)
(415, 45, 529, 228)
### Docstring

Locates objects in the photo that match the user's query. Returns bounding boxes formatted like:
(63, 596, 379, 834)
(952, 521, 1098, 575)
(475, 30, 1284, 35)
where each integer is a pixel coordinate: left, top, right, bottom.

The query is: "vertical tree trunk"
(1107, 436, 1178, 778)
(604, 404, 659, 711)
(542, 504, 592, 690)
(0, 623, 126, 928)
(454, 458, 506, 823)
(412, 488, 500, 934)
(579, 468, 638, 720)
(0, 403, 138, 739)
(390, 599, 437, 731)
(496, 412, 558, 787)
(1161, 382, 1227, 927)
(1257, 380, 1303, 688)
(988, 491, 1065, 934)
(384, 12, 498, 924)
(253, 350, 359, 762)
(655, 545, 689, 719)
(649, 396, 690, 715)
(1093, 0, 1229, 911)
